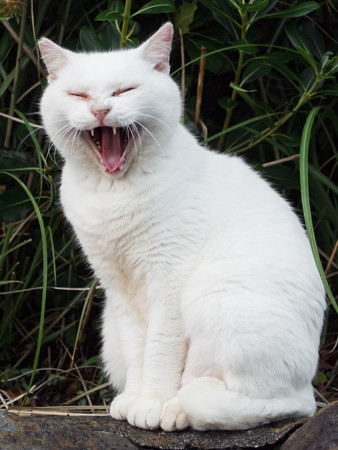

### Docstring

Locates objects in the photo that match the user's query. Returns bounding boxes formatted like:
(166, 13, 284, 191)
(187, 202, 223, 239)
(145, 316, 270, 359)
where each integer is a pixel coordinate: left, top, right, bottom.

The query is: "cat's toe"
(160, 396, 190, 431)
(127, 397, 162, 430)
(110, 392, 138, 421)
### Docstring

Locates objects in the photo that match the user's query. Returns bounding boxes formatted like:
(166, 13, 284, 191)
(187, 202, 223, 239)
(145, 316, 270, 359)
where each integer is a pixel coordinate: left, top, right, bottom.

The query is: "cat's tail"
(178, 376, 316, 430)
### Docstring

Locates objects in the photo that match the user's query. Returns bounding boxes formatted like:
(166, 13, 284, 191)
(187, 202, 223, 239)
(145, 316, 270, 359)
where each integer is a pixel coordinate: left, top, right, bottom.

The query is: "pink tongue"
(101, 127, 121, 173)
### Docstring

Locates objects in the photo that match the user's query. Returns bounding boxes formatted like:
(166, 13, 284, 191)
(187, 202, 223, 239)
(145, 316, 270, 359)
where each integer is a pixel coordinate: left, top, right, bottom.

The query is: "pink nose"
(90, 108, 111, 124)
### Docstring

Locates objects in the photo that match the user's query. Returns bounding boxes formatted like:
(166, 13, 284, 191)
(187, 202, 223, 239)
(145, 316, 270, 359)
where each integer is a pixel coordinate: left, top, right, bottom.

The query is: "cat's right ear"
(38, 38, 71, 81)
(139, 22, 173, 74)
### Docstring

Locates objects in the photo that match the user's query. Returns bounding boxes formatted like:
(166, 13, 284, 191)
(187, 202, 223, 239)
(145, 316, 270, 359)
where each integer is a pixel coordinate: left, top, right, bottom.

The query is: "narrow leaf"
(133, 0, 175, 16)
(264, 1, 319, 19)
(299, 107, 338, 314)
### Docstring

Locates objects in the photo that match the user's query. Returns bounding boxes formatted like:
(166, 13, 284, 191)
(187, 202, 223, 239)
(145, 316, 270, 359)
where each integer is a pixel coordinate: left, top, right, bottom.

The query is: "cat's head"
(39, 23, 181, 177)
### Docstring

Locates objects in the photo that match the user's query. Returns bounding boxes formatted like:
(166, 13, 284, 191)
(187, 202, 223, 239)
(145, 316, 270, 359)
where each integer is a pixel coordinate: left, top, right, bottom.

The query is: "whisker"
(135, 120, 165, 156)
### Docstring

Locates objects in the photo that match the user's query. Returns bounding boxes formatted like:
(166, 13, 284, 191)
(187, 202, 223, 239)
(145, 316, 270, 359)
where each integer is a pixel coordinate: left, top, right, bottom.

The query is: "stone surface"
(280, 401, 338, 450)
(0, 411, 306, 449)
(0, 413, 137, 449)
(118, 418, 306, 449)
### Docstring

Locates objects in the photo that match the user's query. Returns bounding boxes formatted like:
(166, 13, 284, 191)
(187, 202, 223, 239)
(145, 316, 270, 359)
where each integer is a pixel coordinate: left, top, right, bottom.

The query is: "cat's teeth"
(90, 129, 95, 137)
(112, 127, 117, 135)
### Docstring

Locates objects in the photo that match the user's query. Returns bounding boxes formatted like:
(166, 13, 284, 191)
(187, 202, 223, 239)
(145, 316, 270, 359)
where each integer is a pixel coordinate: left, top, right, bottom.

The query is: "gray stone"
(119, 418, 306, 449)
(0, 413, 137, 449)
(280, 401, 338, 450)
(0, 411, 306, 449)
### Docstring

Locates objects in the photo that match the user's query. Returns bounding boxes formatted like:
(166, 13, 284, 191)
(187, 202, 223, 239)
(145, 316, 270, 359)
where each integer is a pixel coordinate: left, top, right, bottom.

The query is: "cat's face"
(39, 23, 180, 176)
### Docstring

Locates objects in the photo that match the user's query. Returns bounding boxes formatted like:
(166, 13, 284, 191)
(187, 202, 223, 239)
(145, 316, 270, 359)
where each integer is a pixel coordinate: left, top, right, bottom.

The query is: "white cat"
(39, 23, 326, 431)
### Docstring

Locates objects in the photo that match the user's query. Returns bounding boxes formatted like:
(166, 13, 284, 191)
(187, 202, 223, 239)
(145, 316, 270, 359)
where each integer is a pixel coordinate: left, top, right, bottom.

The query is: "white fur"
(39, 23, 326, 431)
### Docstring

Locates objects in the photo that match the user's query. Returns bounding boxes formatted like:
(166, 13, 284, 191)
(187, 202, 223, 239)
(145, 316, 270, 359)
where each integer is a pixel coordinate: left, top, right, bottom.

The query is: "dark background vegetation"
(0, 0, 337, 412)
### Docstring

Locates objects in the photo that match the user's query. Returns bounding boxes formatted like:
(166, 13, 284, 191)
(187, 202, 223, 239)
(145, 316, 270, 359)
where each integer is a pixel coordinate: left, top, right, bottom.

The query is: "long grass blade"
(0, 171, 48, 404)
(299, 107, 338, 314)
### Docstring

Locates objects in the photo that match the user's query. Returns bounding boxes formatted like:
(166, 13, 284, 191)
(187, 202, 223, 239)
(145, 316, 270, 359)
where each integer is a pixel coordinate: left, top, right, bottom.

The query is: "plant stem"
(228, 77, 321, 154)
(217, 10, 247, 150)
(4, 1, 27, 148)
(194, 46, 206, 127)
(120, 0, 132, 48)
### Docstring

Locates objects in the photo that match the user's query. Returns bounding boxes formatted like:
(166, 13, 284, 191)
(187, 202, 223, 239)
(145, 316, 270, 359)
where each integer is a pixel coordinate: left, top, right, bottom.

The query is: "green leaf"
(0, 149, 38, 182)
(250, 0, 279, 18)
(233, 40, 258, 54)
(132, 0, 175, 16)
(264, 1, 320, 19)
(94, 0, 124, 22)
(301, 67, 317, 90)
(240, 0, 269, 12)
(80, 355, 100, 367)
(229, 82, 250, 93)
(286, 23, 316, 59)
(197, 0, 240, 37)
(322, 56, 338, 77)
(299, 107, 338, 315)
(0, 70, 14, 99)
(313, 370, 327, 385)
(174, 1, 197, 34)
(95, 10, 123, 21)
(218, 97, 238, 110)
(80, 26, 105, 51)
(0, 189, 32, 222)
(299, 22, 325, 62)
(240, 60, 271, 85)
(0, 172, 48, 408)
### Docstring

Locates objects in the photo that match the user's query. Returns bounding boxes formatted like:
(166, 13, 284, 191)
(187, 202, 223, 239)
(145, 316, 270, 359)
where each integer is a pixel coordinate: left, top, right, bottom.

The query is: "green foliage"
(0, 0, 337, 408)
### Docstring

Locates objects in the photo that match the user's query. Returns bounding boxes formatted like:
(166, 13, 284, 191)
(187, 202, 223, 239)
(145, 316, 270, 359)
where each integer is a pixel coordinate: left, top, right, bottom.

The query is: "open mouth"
(83, 126, 137, 174)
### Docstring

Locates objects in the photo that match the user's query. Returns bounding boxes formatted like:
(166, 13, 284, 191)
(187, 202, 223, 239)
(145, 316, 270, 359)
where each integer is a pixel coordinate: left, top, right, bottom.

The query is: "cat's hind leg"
(178, 265, 319, 430)
(160, 396, 190, 431)
(178, 376, 316, 430)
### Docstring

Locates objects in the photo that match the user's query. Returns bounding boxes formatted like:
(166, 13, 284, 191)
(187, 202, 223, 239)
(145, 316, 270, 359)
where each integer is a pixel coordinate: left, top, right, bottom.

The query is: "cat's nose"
(90, 107, 111, 125)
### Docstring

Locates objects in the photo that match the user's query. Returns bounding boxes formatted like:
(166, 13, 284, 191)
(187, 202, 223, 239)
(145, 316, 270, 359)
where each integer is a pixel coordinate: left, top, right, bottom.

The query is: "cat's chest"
(60, 169, 174, 286)
(66, 185, 150, 244)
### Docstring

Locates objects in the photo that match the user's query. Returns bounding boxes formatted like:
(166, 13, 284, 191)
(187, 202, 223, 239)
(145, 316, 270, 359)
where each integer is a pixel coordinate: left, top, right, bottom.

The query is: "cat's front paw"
(127, 397, 162, 430)
(160, 396, 190, 431)
(110, 392, 138, 421)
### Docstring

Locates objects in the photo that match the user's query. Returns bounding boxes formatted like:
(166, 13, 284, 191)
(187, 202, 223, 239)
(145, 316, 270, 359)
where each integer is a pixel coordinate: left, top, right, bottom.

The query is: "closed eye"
(67, 92, 90, 99)
(112, 87, 136, 97)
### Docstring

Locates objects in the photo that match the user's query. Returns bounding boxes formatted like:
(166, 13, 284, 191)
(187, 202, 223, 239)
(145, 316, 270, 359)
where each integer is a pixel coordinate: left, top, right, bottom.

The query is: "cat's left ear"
(139, 22, 173, 74)
(38, 38, 72, 81)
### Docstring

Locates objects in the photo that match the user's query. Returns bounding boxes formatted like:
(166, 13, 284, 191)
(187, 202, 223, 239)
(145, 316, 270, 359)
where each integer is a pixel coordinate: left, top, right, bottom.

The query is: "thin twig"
(1, 19, 44, 74)
(62, 382, 110, 406)
(69, 281, 98, 371)
(8, 405, 109, 416)
(0, 285, 102, 295)
(16, 81, 41, 104)
(4, 1, 28, 148)
(325, 240, 338, 276)
(178, 28, 185, 124)
(59, 340, 94, 410)
(262, 154, 300, 167)
(0, 112, 41, 128)
(194, 46, 206, 128)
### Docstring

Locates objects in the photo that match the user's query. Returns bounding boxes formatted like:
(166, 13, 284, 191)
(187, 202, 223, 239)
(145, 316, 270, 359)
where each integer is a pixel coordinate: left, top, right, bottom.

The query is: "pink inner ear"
(154, 62, 167, 72)
(39, 38, 69, 80)
(141, 23, 173, 74)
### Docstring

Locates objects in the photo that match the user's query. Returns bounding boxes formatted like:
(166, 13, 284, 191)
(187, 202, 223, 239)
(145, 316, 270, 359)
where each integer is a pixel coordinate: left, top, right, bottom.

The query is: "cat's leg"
(178, 376, 316, 430)
(160, 396, 190, 431)
(102, 289, 146, 421)
(126, 280, 187, 430)
(176, 264, 319, 430)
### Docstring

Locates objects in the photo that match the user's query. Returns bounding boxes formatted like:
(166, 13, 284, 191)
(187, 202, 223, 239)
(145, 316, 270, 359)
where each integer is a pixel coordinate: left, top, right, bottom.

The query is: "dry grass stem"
(194, 46, 206, 127)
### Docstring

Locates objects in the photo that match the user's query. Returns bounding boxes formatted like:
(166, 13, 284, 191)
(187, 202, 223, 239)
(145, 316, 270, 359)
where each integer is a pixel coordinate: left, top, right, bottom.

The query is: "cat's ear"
(139, 22, 173, 74)
(38, 38, 72, 81)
